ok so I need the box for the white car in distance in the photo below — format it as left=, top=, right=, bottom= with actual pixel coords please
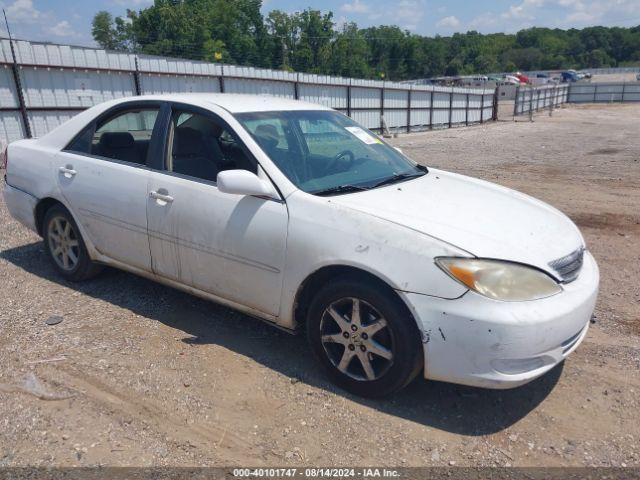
left=2, top=94, right=599, bottom=397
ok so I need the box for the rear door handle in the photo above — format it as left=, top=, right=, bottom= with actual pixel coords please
left=149, top=190, right=174, bottom=204
left=58, top=165, right=77, bottom=178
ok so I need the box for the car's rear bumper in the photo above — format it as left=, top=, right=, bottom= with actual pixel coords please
left=402, top=251, right=599, bottom=389
left=3, top=181, right=38, bottom=233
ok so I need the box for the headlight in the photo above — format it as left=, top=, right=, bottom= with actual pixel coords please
left=435, top=257, right=562, bottom=302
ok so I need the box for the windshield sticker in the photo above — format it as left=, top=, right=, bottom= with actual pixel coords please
left=345, top=126, right=382, bottom=145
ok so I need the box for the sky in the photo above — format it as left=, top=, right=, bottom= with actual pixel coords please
left=0, top=0, right=639, bottom=47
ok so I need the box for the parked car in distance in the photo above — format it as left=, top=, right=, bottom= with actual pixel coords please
left=2, top=94, right=599, bottom=397
left=561, top=71, right=580, bottom=83
left=503, top=75, right=522, bottom=85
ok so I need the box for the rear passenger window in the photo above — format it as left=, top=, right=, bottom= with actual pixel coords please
left=67, top=109, right=159, bottom=165
left=167, top=110, right=256, bottom=182
left=92, top=110, right=159, bottom=165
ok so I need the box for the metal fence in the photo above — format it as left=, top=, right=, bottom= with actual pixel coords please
left=0, top=38, right=497, bottom=144
left=568, top=82, right=640, bottom=103
left=513, top=84, right=570, bottom=116
left=577, top=67, right=640, bottom=75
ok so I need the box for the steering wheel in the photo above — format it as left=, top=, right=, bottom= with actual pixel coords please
left=326, top=149, right=355, bottom=173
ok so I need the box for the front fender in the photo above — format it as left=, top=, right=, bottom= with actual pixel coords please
left=277, top=191, right=470, bottom=329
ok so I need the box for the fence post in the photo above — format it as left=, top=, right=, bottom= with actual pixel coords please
left=593, top=83, right=598, bottom=103
left=465, top=92, right=469, bottom=126
left=529, top=87, right=534, bottom=122
left=293, top=72, right=299, bottom=100
left=480, top=91, right=485, bottom=124
left=133, top=57, right=142, bottom=96
left=492, top=87, right=499, bottom=121
left=429, top=90, right=434, bottom=130
left=621, top=82, right=626, bottom=102
left=513, top=86, right=520, bottom=118
left=448, top=88, right=453, bottom=128
left=346, top=79, right=352, bottom=118
left=406, top=87, right=411, bottom=134
left=5, top=29, right=32, bottom=138
left=219, top=64, right=225, bottom=93
left=380, top=82, right=385, bottom=133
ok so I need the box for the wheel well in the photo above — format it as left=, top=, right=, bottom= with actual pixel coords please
left=294, top=265, right=405, bottom=330
left=34, top=197, right=64, bottom=236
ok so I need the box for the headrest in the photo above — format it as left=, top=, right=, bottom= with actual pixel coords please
left=173, top=127, right=204, bottom=156
left=99, top=131, right=135, bottom=149
left=254, top=124, right=280, bottom=150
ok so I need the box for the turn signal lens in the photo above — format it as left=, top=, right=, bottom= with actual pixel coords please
left=435, top=257, right=562, bottom=302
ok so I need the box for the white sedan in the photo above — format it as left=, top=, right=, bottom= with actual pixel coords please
left=2, top=94, right=598, bottom=397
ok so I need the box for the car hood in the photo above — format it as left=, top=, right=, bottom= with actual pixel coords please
left=330, top=168, right=584, bottom=278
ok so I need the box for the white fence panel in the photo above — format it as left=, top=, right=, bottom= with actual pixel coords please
left=351, top=110, right=379, bottom=130
left=410, top=109, right=430, bottom=128
left=411, top=90, right=432, bottom=108
left=224, top=78, right=295, bottom=98
left=0, top=111, right=24, bottom=142
left=384, top=89, right=408, bottom=109
left=0, top=39, right=12, bottom=64
left=14, top=40, right=135, bottom=70
left=351, top=87, right=380, bottom=109
left=138, top=55, right=220, bottom=76
left=29, top=111, right=83, bottom=138
left=21, top=68, right=135, bottom=108
left=140, top=74, right=220, bottom=94
left=568, top=83, right=640, bottom=103
left=298, top=84, right=347, bottom=109
left=383, top=109, right=406, bottom=129
left=0, top=66, right=18, bottom=107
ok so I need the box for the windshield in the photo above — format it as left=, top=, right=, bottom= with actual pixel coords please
left=235, top=110, right=426, bottom=195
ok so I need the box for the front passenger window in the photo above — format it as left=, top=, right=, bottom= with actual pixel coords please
left=168, top=111, right=256, bottom=182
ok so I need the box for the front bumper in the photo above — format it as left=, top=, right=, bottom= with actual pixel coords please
left=402, top=250, right=599, bottom=389
left=3, top=181, right=38, bottom=233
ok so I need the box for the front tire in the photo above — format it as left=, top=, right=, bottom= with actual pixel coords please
left=43, top=204, right=102, bottom=281
left=306, top=277, right=423, bottom=397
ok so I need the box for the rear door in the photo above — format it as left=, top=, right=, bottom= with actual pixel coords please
left=146, top=104, right=288, bottom=317
left=56, top=102, right=165, bottom=272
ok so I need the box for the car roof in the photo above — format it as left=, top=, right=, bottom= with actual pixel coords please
left=119, top=93, right=333, bottom=114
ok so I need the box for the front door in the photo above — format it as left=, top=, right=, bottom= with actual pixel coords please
left=146, top=106, right=288, bottom=317
left=56, top=104, right=163, bottom=271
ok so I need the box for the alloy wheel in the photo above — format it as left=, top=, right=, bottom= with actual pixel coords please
left=47, top=215, right=80, bottom=271
left=320, top=297, right=395, bottom=381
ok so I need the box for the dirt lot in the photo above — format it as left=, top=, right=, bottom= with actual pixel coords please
left=0, top=104, right=639, bottom=468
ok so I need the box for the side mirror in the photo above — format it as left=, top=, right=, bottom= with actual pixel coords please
left=217, top=170, right=279, bottom=200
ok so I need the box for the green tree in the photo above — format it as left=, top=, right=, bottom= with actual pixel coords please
left=92, top=11, right=129, bottom=50
left=91, top=3, right=640, bottom=80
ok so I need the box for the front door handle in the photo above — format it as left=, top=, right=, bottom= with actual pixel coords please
left=58, top=165, right=77, bottom=178
left=149, top=190, right=174, bottom=204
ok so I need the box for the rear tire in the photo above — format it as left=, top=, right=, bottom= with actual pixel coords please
left=42, top=204, right=102, bottom=281
left=306, top=277, right=423, bottom=397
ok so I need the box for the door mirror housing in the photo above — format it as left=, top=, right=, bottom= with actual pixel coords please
left=217, top=170, right=279, bottom=200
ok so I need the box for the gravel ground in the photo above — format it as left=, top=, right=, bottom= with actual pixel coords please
left=0, top=103, right=639, bottom=468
